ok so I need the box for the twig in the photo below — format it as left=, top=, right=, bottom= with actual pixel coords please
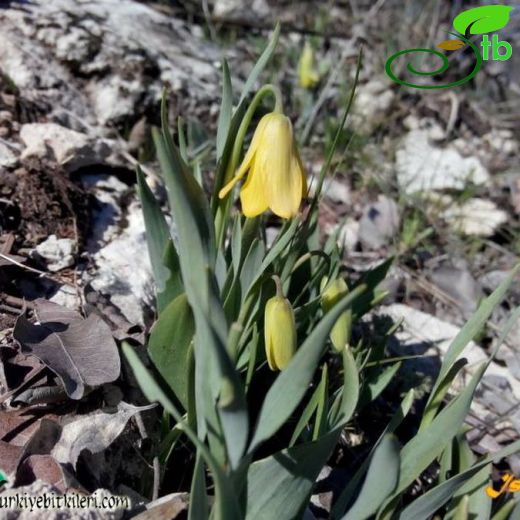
left=0, top=252, right=75, bottom=288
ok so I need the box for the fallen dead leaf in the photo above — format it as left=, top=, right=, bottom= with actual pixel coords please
left=13, top=299, right=121, bottom=399
left=51, top=402, right=156, bottom=468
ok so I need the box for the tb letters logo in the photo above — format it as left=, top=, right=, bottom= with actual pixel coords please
left=386, top=5, right=514, bottom=89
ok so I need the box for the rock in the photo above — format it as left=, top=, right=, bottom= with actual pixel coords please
left=33, top=235, right=75, bottom=272
left=396, top=129, right=490, bottom=194
left=441, top=198, right=508, bottom=237
left=0, top=0, right=224, bottom=131
left=0, top=141, right=18, bottom=167
left=307, top=176, right=351, bottom=205
left=429, top=266, right=482, bottom=314
left=359, top=195, right=400, bottom=250
left=378, top=303, right=520, bottom=402
left=379, top=303, right=485, bottom=366
left=81, top=174, right=129, bottom=248
left=330, top=218, right=360, bottom=253
left=88, top=200, right=154, bottom=325
left=20, top=123, right=110, bottom=171
left=353, top=78, right=394, bottom=133
left=48, top=284, right=82, bottom=310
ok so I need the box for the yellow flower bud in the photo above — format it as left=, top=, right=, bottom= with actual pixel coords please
left=298, top=42, right=320, bottom=89
left=264, top=295, right=297, bottom=371
left=321, top=277, right=352, bottom=352
left=218, top=112, right=307, bottom=219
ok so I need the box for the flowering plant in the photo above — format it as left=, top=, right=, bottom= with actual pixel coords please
left=123, top=24, right=520, bottom=520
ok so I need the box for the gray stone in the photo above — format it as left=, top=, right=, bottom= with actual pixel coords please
left=20, top=123, right=110, bottom=171
left=430, top=266, right=482, bottom=314
left=0, top=141, right=18, bottom=167
left=396, top=129, right=490, bottom=194
left=33, top=235, right=75, bottom=272
left=359, top=195, right=400, bottom=250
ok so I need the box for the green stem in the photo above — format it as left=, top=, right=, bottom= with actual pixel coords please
left=272, top=275, right=284, bottom=298
left=215, top=84, right=283, bottom=248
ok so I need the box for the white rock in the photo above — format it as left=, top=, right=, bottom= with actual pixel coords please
left=0, top=141, right=18, bottom=167
left=396, top=129, right=490, bottom=194
left=89, top=201, right=154, bottom=325
left=441, top=198, right=508, bottom=237
left=359, top=195, right=400, bottom=250
left=34, top=234, right=75, bottom=272
left=49, top=284, right=82, bottom=309
left=378, top=303, right=520, bottom=399
left=308, top=176, right=351, bottom=204
left=354, top=78, right=395, bottom=133
left=20, top=122, right=110, bottom=171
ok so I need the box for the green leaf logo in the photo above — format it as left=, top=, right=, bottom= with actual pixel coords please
left=0, top=471, right=6, bottom=485
left=453, top=5, right=513, bottom=35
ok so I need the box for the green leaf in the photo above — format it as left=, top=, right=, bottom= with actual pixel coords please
left=453, top=495, right=469, bottom=520
left=330, top=347, right=359, bottom=428
left=342, top=435, right=400, bottom=520
left=148, top=293, right=194, bottom=409
left=189, top=451, right=209, bottom=520
left=238, top=23, right=281, bottom=105
left=249, top=284, right=366, bottom=452
left=399, top=439, right=520, bottom=520
left=396, top=363, right=487, bottom=495
left=246, top=430, right=339, bottom=520
left=136, top=167, right=182, bottom=311
left=420, top=358, right=467, bottom=431
left=289, top=376, right=322, bottom=447
left=357, top=361, right=401, bottom=410
left=156, top=95, right=217, bottom=287
left=426, top=265, right=519, bottom=414
left=122, top=342, right=242, bottom=520
left=216, top=59, right=233, bottom=161
left=313, top=364, right=329, bottom=440
left=453, top=5, right=513, bottom=35
left=330, top=390, right=414, bottom=519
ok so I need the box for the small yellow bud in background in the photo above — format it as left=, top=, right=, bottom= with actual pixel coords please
left=321, top=277, right=352, bottom=352
left=298, top=41, right=320, bottom=89
left=264, top=294, right=297, bottom=371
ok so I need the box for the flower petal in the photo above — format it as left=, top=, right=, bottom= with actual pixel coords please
left=265, top=148, right=304, bottom=218
left=218, top=114, right=270, bottom=199
left=239, top=157, right=269, bottom=217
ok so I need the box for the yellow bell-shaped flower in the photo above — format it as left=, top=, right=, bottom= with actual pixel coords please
left=321, top=277, right=352, bottom=352
left=264, top=295, right=297, bottom=371
left=298, top=42, right=320, bottom=89
left=218, top=112, right=307, bottom=219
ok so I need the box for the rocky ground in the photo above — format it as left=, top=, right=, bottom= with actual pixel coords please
left=0, top=0, right=519, bottom=517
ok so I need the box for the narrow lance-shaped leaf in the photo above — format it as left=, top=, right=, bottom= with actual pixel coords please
left=216, top=59, right=233, bottom=161
left=122, top=343, right=242, bottom=520
left=342, top=435, right=400, bottom=520
left=426, top=265, right=519, bottom=414
left=399, top=439, right=520, bottom=520
left=137, top=167, right=182, bottom=311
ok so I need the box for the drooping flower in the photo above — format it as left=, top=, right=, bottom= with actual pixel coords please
left=298, top=41, right=320, bottom=88
left=321, top=277, right=352, bottom=352
left=264, top=294, right=297, bottom=371
left=218, top=112, right=307, bottom=219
